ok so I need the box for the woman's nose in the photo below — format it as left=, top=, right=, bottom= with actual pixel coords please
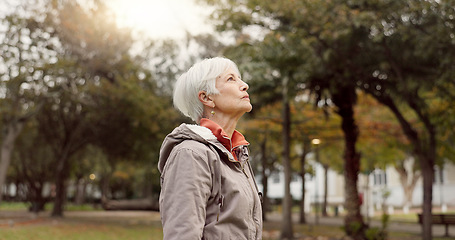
left=240, top=80, right=249, bottom=91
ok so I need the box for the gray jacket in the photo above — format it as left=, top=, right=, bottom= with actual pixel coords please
left=158, top=123, right=263, bottom=239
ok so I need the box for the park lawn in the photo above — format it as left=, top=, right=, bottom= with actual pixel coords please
left=0, top=203, right=162, bottom=240
left=2, top=221, right=449, bottom=240
left=1, top=218, right=448, bottom=240
left=0, top=202, right=102, bottom=212
left=0, top=202, right=30, bottom=211
left=263, top=221, right=346, bottom=239
left=1, top=207, right=451, bottom=240
left=264, top=221, right=439, bottom=240
left=0, top=221, right=162, bottom=240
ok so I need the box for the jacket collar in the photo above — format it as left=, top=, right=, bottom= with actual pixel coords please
left=200, top=119, right=249, bottom=151
left=200, top=118, right=249, bottom=161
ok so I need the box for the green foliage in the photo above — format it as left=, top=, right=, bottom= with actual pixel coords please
left=365, top=189, right=391, bottom=240
left=365, top=212, right=390, bottom=240
left=356, top=93, right=410, bottom=171
left=239, top=102, right=282, bottom=174
left=0, top=201, right=30, bottom=210
left=0, top=8, right=53, bottom=117
left=202, top=1, right=454, bottom=239
left=291, top=99, right=345, bottom=172
left=1, top=0, right=182, bottom=210
left=343, top=221, right=365, bottom=239
left=206, top=0, right=455, bottom=174
left=10, top=119, right=55, bottom=210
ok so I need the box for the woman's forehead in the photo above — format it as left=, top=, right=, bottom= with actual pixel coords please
left=219, top=67, right=241, bottom=78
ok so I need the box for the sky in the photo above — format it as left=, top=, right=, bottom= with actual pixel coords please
left=0, top=0, right=213, bottom=40
left=109, top=0, right=214, bottom=40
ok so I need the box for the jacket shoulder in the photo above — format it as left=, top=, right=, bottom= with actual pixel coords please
left=176, top=138, right=210, bottom=149
left=171, top=139, right=218, bottom=159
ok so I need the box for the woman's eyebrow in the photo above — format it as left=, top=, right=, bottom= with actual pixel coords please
left=224, top=73, right=235, bottom=78
left=221, top=72, right=241, bottom=80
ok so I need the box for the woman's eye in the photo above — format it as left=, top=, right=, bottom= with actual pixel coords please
left=228, top=77, right=235, bottom=81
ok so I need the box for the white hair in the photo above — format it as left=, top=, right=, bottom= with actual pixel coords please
left=173, top=57, right=240, bottom=123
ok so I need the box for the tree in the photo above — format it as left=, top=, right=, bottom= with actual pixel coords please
left=355, top=92, right=420, bottom=209
left=11, top=119, right=55, bottom=212
left=204, top=1, right=455, bottom=239
left=276, top=2, right=370, bottom=237
left=35, top=66, right=94, bottom=216
left=5, top=0, right=178, bottom=216
left=291, top=96, right=344, bottom=222
left=354, top=2, right=455, bottom=238
left=240, top=103, right=282, bottom=221
left=203, top=1, right=369, bottom=238
left=222, top=29, right=310, bottom=238
left=245, top=35, right=307, bottom=239
left=395, top=157, right=421, bottom=208
left=0, top=2, right=53, bottom=204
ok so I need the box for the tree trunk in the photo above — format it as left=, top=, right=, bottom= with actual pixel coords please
left=395, top=158, right=421, bottom=208
left=340, top=112, right=364, bottom=239
left=101, top=170, right=113, bottom=203
left=299, top=140, right=310, bottom=224
left=260, top=136, right=269, bottom=221
left=51, top=170, right=67, bottom=217
left=332, top=88, right=366, bottom=240
left=373, top=94, right=435, bottom=240
left=419, top=117, right=436, bottom=240
left=74, top=178, right=87, bottom=205
left=322, top=164, right=329, bottom=217
left=18, top=156, right=47, bottom=213
left=419, top=150, right=435, bottom=240
left=51, top=150, right=71, bottom=217
left=29, top=183, right=47, bottom=213
left=142, top=170, right=153, bottom=198
left=0, top=121, right=24, bottom=204
left=262, top=171, right=269, bottom=221
left=280, top=76, right=294, bottom=239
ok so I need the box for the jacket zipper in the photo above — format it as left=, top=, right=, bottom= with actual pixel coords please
left=240, top=157, right=260, bottom=238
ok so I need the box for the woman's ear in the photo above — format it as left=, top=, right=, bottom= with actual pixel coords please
left=198, top=90, right=215, bottom=108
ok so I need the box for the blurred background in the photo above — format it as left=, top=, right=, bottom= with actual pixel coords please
left=0, top=0, right=454, bottom=239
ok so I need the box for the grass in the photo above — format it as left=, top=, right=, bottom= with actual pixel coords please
left=0, top=202, right=102, bottom=212
left=388, top=211, right=455, bottom=223
left=2, top=221, right=449, bottom=240
left=0, top=204, right=162, bottom=240
left=263, top=221, right=346, bottom=239
left=0, top=203, right=453, bottom=240
left=0, top=223, right=161, bottom=240
left=0, top=212, right=415, bottom=240
left=0, top=202, right=30, bottom=211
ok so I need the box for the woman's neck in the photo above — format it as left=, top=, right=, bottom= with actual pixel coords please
left=205, top=115, right=239, bottom=138
left=214, top=118, right=236, bottom=138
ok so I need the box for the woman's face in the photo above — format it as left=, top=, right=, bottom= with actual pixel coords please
left=211, top=67, right=252, bottom=118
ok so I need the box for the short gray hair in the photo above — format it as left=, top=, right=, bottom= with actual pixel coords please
left=173, top=57, right=240, bottom=123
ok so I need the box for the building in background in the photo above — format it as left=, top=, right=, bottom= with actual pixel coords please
left=256, top=155, right=455, bottom=216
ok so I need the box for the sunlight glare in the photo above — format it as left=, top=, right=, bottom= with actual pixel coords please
left=109, top=0, right=211, bottom=39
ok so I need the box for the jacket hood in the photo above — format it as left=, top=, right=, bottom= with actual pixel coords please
left=158, top=123, right=220, bottom=173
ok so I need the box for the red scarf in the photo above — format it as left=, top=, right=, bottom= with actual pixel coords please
left=200, top=118, right=249, bottom=161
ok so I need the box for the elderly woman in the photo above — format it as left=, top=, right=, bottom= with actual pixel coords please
left=158, top=57, right=263, bottom=239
